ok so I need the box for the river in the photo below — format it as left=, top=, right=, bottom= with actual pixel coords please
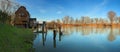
left=33, top=26, right=120, bottom=52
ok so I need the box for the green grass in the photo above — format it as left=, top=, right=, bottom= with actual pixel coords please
left=0, top=23, right=34, bottom=52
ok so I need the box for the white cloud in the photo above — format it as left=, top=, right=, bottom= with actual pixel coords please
left=58, top=6, right=64, bottom=10
left=101, top=0, right=108, bottom=5
left=39, top=9, right=47, bottom=13
left=57, top=11, right=62, bottom=14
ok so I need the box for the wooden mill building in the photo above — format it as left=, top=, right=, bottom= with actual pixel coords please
left=14, top=6, right=37, bottom=28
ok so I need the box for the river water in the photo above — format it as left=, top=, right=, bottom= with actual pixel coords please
left=33, top=26, right=120, bottom=52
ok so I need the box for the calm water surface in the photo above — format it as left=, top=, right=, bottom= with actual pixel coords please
left=33, top=26, right=120, bottom=52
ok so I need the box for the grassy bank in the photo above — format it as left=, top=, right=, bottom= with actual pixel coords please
left=0, top=23, right=34, bottom=52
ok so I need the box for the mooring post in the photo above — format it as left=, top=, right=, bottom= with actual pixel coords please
left=59, top=25, right=61, bottom=32
left=45, top=24, right=47, bottom=33
left=37, top=23, right=39, bottom=32
left=42, top=21, right=46, bottom=33
left=59, top=25, right=63, bottom=41
left=53, top=29, right=57, bottom=48
left=42, top=33, right=45, bottom=46
left=53, top=30, right=57, bottom=40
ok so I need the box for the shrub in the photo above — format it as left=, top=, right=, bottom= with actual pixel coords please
left=0, top=10, right=11, bottom=24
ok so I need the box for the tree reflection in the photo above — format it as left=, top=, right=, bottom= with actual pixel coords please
left=40, top=26, right=120, bottom=48
left=108, top=27, right=116, bottom=42
left=62, top=26, right=120, bottom=42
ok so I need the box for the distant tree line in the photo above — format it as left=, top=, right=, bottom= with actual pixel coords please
left=55, top=11, right=120, bottom=26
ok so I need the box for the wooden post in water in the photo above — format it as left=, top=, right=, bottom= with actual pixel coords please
left=53, top=30, right=57, bottom=40
left=42, top=21, right=46, bottom=33
left=58, top=25, right=62, bottom=41
left=37, top=23, right=39, bottom=32
left=53, top=29, right=57, bottom=48
left=42, top=32, right=45, bottom=46
left=45, top=23, right=47, bottom=33
left=59, top=24, right=61, bottom=33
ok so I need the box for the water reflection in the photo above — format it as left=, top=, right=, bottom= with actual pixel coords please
left=53, top=30, right=57, bottom=48
left=59, top=31, right=63, bottom=41
left=42, top=32, right=47, bottom=46
left=62, top=26, right=120, bottom=42
left=35, top=30, right=63, bottom=48
left=33, top=26, right=120, bottom=52
left=53, top=30, right=63, bottom=48
left=108, top=27, right=115, bottom=42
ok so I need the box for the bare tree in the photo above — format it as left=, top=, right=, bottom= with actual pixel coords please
left=115, top=17, right=120, bottom=24
left=56, top=19, right=61, bottom=24
left=85, top=16, right=91, bottom=24
left=62, top=17, right=65, bottom=24
left=0, top=0, right=20, bottom=14
left=62, top=16, right=70, bottom=24
left=75, top=18, right=79, bottom=24
left=91, top=18, right=94, bottom=24
left=95, top=18, right=99, bottom=25
left=0, top=0, right=20, bottom=24
left=108, top=11, right=116, bottom=25
left=81, top=16, right=85, bottom=25
left=118, top=17, right=120, bottom=24
left=69, top=17, right=74, bottom=24
left=81, top=16, right=90, bottom=25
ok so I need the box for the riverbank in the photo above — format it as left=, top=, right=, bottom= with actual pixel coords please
left=61, top=24, right=120, bottom=27
left=0, top=23, right=34, bottom=52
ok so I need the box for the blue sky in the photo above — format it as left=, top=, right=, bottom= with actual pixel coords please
left=16, top=0, right=120, bottom=21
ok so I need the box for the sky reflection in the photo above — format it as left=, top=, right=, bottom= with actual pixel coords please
left=33, top=27, right=120, bottom=52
